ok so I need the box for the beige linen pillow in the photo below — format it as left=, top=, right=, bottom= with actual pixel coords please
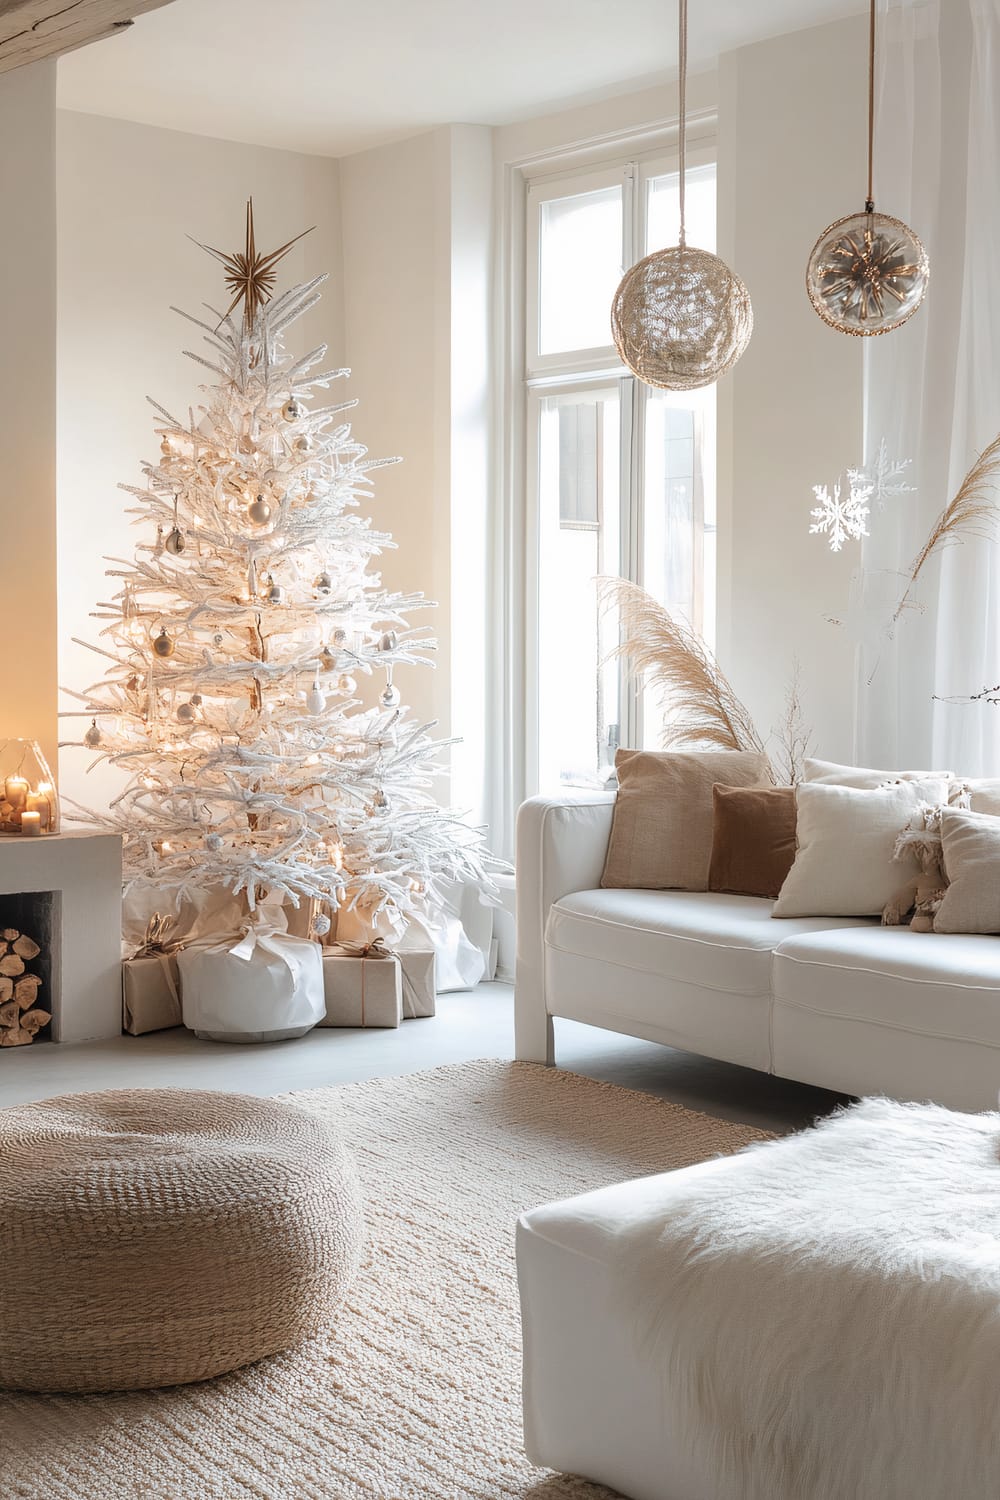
left=773, top=778, right=950, bottom=918
left=963, top=779, right=1000, bottom=816
left=804, top=757, right=952, bottom=788
left=934, top=808, right=1000, bottom=933
left=602, top=748, right=770, bottom=891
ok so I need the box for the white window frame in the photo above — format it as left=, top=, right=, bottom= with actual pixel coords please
left=491, top=112, right=718, bottom=856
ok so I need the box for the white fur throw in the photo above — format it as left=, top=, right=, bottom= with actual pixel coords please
left=625, top=1098, right=1000, bottom=1500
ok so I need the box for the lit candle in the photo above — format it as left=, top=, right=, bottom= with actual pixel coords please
left=20, top=811, right=42, bottom=836
left=25, top=792, right=50, bottom=830
left=36, top=781, right=57, bottom=833
left=4, top=776, right=28, bottom=810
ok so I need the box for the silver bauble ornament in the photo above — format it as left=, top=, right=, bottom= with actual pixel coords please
left=337, top=673, right=357, bottom=694
left=312, top=912, right=332, bottom=938
left=165, top=526, right=185, bottom=556
left=282, top=397, right=305, bottom=421
left=84, top=718, right=102, bottom=749
left=152, top=627, right=175, bottom=659
left=247, top=494, right=272, bottom=526
left=176, top=701, right=196, bottom=724
left=380, top=684, right=402, bottom=709
left=314, top=571, right=332, bottom=593
left=294, top=434, right=313, bottom=453
left=306, top=684, right=327, bottom=715
left=378, top=631, right=397, bottom=653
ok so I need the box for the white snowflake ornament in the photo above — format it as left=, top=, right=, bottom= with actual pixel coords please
left=863, top=438, right=915, bottom=512
left=810, top=476, right=872, bottom=552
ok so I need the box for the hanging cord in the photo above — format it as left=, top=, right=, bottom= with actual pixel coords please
left=678, top=0, right=688, bottom=246
left=866, top=0, right=876, bottom=213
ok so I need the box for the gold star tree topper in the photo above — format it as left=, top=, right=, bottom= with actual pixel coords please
left=195, top=198, right=314, bottom=330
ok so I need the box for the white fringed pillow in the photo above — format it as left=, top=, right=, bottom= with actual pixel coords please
left=773, top=779, right=950, bottom=918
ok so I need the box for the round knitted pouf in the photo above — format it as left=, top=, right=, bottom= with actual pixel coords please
left=0, top=1088, right=363, bottom=1393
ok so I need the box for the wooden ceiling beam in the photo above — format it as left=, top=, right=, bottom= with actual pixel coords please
left=0, top=0, right=175, bottom=74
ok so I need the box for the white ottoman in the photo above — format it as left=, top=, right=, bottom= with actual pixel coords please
left=517, top=1098, right=1000, bottom=1500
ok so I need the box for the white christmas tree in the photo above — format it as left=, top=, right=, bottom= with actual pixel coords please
left=61, top=202, right=488, bottom=929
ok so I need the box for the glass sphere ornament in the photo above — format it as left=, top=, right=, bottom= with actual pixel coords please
left=165, top=526, right=185, bottom=556
left=281, top=396, right=305, bottom=421
left=152, top=627, right=176, bottom=658
left=611, top=245, right=753, bottom=391
left=84, top=718, right=102, bottom=749
left=312, top=911, right=332, bottom=938
left=380, top=684, right=401, bottom=709
left=294, top=434, right=313, bottom=453
left=806, top=209, right=929, bottom=336
left=314, top=570, right=332, bottom=593
left=247, top=494, right=271, bottom=526
left=305, top=681, right=327, bottom=715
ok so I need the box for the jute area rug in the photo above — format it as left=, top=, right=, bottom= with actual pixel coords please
left=1, top=1059, right=766, bottom=1500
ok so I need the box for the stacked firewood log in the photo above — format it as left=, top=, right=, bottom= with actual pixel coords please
left=0, top=929, right=50, bottom=1046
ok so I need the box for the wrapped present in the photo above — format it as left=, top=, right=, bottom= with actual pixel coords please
left=122, top=952, right=182, bottom=1035
left=123, top=913, right=182, bottom=1035
left=177, top=906, right=325, bottom=1044
left=320, top=944, right=402, bottom=1028
left=397, top=948, right=436, bottom=1019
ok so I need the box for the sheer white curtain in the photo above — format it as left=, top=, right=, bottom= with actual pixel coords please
left=857, top=0, right=1000, bottom=774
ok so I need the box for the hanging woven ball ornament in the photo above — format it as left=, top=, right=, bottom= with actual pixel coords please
left=281, top=397, right=305, bottom=421
left=152, top=627, right=175, bottom=659
left=612, top=246, right=752, bottom=391
left=84, top=718, right=102, bottom=749
left=247, top=494, right=271, bottom=526
left=806, top=209, right=928, bottom=336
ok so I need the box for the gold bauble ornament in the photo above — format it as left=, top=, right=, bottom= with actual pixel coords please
left=806, top=210, right=928, bottom=336
left=152, top=627, right=175, bottom=659
left=611, top=245, right=753, bottom=391
left=247, top=494, right=272, bottom=526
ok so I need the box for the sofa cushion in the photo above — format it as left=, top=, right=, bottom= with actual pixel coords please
left=772, top=925, right=1000, bottom=1047
left=546, top=889, right=872, bottom=998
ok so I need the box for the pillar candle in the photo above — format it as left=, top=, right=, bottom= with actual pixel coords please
left=20, top=811, right=42, bottom=836
left=4, top=776, right=28, bottom=810
left=25, top=792, right=50, bottom=830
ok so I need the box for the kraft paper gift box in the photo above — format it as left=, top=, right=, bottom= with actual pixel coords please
left=320, top=946, right=402, bottom=1028
left=122, top=952, right=183, bottom=1035
left=397, top=948, right=436, bottom=1019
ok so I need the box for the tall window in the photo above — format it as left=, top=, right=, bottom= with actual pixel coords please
left=525, top=155, right=717, bottom=792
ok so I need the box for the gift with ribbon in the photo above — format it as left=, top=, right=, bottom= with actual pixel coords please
left=319, top=939, right=402, bottom=1029
left=122, top=913, right=184, bottom=1036
left=177, top=900, right=325, bottom=1044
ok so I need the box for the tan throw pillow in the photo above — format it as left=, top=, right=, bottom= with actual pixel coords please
left=708, top=785, right=797, bottom=899
left=934, top=808, right=1000, bottom=933
left=773, top=778, right=950, bottom=918
left=804, top=757, right=952, bottom=788
left=963, top=779, right=1000, bottom=816
left=602, top=749, right=770, bottom=891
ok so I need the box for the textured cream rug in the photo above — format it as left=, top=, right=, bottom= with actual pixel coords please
left=1, top=1060, right=765, bottom=1500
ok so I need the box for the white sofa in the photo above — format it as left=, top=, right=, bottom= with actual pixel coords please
left=515, top=791, right=1000, bottom=1111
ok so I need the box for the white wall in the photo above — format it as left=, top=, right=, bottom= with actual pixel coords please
left=56, top=111, right=342, bottom=813
left=717, top=14, right=866, bottom=764
left=339, top=124, right=495, bottom=827
left=0, top=62, right=58, bottom=770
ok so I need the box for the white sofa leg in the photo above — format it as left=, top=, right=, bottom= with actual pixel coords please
left=515, top=1007, right=555, bottom=1066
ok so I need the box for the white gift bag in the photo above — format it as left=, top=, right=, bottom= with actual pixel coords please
left=177, top=910, right=325, bottom=1044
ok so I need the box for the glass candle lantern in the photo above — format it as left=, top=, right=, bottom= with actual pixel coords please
left=0, top=740, right=59, bottom=835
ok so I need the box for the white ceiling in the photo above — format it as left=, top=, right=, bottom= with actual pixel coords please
left=57, top=0, right=864, bottom=158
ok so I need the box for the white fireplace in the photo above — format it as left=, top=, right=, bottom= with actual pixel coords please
left=0, top=831, right=122, bottom=1042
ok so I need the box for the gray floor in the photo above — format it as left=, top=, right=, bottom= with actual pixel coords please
left=0, top=982, right=846, bottom=1131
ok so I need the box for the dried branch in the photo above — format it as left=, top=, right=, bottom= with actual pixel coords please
left=894, top=430, right=1000, bottom=623
left=770, top=659, right=815, bottom=785
left=597, top=576, right=768, bottom=759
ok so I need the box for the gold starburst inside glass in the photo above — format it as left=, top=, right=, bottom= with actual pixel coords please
left=806, top=210, right=929, bottom=337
